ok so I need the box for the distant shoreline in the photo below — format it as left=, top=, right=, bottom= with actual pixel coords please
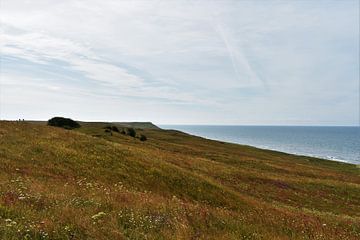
left=190, top=132, right=354, bottom=165
left=161, top=125, right=358, bottom=165
left=1, top=120, right=357, bottom=165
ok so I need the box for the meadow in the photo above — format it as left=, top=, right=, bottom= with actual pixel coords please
left=0, top=121, right=359, bottom=239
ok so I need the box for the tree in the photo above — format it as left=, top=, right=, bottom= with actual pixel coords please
left=126, top=128, right=136, bottom=137
left=139, top=134, right=147, bottom=141
left=47, top=117, right=80, bottom=129
left=111, top=126, right=120, bottom=132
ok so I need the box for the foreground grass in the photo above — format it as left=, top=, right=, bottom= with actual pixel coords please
left=0, top=121, right=359, bottom=239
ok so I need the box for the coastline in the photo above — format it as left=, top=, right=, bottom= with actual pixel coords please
left=228, top=143, right=354, bottom=165
left=1, top=121, right=359, bottom=239
left=162, top=127, right=357, bottom=166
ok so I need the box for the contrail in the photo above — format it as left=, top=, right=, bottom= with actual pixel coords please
left=213, top=21, right=265, bottom=88
left=206, top=4, right=266, bottom=88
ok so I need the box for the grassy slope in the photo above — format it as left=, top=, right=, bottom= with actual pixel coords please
left=0, top=121, right=359, bottom=240
left=27, top=121, right=160, bottom=130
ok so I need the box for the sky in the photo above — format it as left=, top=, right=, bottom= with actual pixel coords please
left=0, top=0, right=359, bottom=125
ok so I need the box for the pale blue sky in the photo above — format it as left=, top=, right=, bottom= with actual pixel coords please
left=0, top=0, right=359, bottom=125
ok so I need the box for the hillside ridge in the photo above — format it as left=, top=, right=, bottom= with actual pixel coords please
left=0, top=121, right=359, bottom=239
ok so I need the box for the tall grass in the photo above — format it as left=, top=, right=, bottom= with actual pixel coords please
left=0, top=121, right=359, bottom=239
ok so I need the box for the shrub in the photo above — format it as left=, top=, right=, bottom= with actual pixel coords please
left=104, top=126, right=119, bottom=133
left=47, top=117, right=80, bottom=129
left=139, top=135, right=147, bottom=141
left=111, top=126, right=120, bottom=132
left=104, top=129, right=113, bottom=136
left=126, top=128, right=136, bottom=138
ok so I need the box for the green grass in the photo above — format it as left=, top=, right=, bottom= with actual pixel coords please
left=0, top=121, right=359, bottom=239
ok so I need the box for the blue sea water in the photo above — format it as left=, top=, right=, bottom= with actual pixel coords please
left=160, top=125, right=360, bottom=165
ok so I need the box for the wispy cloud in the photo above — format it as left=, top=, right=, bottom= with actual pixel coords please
left=0, top=0, right=358, bottom=124
left=212, top=21, right=264, bottom=88
left=0, top=28, right=144, bottom=86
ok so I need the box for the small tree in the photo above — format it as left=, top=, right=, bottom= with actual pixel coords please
left=104, top=129, right=113, bottom=136
left=47, top=117, right=80, bottom=129
left=111, top=126, right=120, bottom=132
left=126, top=128, right=136, bottom=137
left=139, top=134, right=147, bottom=141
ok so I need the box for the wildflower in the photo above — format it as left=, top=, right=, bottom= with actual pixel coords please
left=5, top=219, right=17, bottom=227
left=91, top=212, right=106, bottom=222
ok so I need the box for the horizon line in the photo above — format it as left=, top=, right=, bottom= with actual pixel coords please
left=0, top=118, right=359, bottom=127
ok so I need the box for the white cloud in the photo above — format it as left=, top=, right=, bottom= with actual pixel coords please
left=0, top=29, right=145, bottom=87
left=0, top=0, right=358, bottom=124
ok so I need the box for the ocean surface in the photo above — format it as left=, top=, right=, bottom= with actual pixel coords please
left=160, top=125, right=360, bottom=165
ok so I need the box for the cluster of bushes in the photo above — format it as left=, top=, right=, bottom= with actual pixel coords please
left=139, top=134, right=147, bottom=141
left=47, top=117, right=147, bottom=141
left=104, top=126, right=147, bottom=141
left=104, top=126, right=120, bottom=133
left=48, top=117, right=80, bottom=129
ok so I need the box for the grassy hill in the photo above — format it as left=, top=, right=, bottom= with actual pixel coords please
left=0, top=121, right=359, bottom=239
left=26, top=120, right=160, bottom=130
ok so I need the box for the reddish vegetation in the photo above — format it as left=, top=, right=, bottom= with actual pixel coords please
left=0, top=121, right=359, bottom=239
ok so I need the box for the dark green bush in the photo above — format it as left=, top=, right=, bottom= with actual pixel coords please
left=139, top=135, right=147, bottom=141
left=126, top=128, right=136, bottom=138
left=104, top=129, right=113, bottom=136
left=111, top=126, right=120, bottom=132
left=47, top=117, right=80, bottom=129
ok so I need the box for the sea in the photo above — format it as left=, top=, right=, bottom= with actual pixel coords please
left=160, top=125, right=360, bottom=165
